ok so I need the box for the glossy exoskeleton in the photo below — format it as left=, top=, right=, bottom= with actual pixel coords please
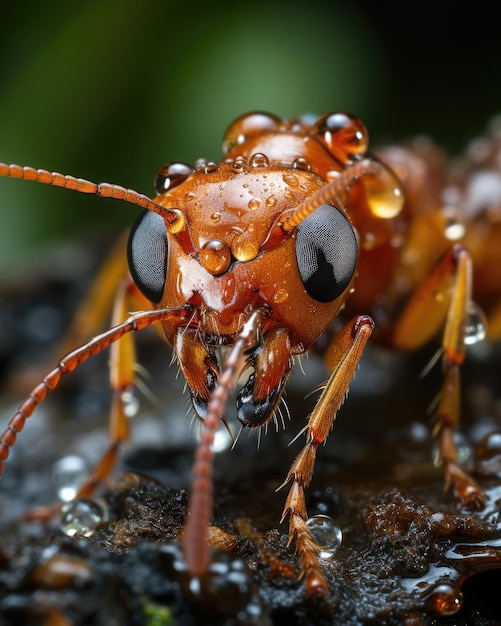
left=0, top=111, right=497, bottom=596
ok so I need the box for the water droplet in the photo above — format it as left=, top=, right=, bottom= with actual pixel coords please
left=121, top=388, right=139, bottom=418
left=248, top=198, right=261, bottom=211
left=443, top=206, right=466, bottom=240
left=292, top=157, right=310, bottom=171
left=249, top=153, right=269, bottom=168
left=194, top=158, right=208, bottom=171
left=465, top=302, right=487, bottom=345
left=231, top=237, right=259, bottom=262
left=306, top=514, right=342, bottom=558
left=422, top=582, right=463, bottom=616
left=265, top=195, right=277, bottom=208
left=153, top=162, right=194, bottom=195
left=282, top=173, right=299, bottom=187
left=52, top=455, right=87, bottom=502
left=362, top=164, right=404, bottom=219
left=211, top=211, right=221, bottom=223
left=231, top=157, right=248, bottom=174
left=60, top=498, right=107, bottom=537
left=313, top=112, right=369, bottom=163
left=200, top=240, right=231, bottom=276
left=273, top=289, right=289, bottom=304
left=222, top=112, right=281, bottom=155
left=203, top=161, right=218, bottom=174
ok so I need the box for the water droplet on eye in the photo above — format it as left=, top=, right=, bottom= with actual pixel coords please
left=121, top=388, right=139, bottom=417
left=60, top=498, right=107, bottom=537
left=52, top=456, right=87, bottom=502
left=306, top=514, right=342, bottom=558
left=421, top=582, right=463, bottom=616
left=465, top=302, right=487, bottom=345
left=362, top=164, right=404, bottom=219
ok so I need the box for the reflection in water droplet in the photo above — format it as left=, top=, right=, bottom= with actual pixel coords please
left=52, top=456, right=88, bottom=502
left=306, top=514, right=342, bottom=558
left=60, top=498, right=107, bottom=537
left=465, top=302, right=487, bottom=345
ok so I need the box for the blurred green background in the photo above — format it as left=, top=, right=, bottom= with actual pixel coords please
left=0, top=0, right=499, bottom=279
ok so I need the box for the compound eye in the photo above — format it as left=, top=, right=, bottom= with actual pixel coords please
left=295, top=204, right=358, bottom=303
left=127, top=210, right=167, bottom=303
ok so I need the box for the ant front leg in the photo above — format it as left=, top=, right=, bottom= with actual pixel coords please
left=392, top=244, right=485, bottom=508
left=280, top=315, right=374, bottom=597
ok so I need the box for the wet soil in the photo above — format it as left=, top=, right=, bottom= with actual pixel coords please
left=1, top=243, right=501, bottom=625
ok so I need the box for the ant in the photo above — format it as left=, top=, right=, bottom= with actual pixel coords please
left=0, top=111, right=497, bottom=597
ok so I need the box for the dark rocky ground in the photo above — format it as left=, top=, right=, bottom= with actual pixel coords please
left=1, top=241, right=501, bottom=625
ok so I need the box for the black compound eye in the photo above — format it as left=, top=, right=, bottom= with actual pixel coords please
left=127, top=210, right=167, bottom=303
left=295, top=204, right=358, bottom=302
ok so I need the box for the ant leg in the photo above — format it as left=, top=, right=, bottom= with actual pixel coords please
left=280, top=315, right=374, bottom=596
left=76, top=277, right=140, bottom=498
left=0, top=306, right=191, bottom=478
left=392, top=244, right=485, bottom=508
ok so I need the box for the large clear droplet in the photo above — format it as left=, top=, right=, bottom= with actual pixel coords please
left=52, top=455, right=87, bottom=502
left=306, top=514, right=342, bottom=558
left=422, top=581, right=463, bottom=616
left=60, top=498, right=107, bottom=537
left=464, top=302, right=487, bottom=345
left=362, top=164, right=404, bottom=219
